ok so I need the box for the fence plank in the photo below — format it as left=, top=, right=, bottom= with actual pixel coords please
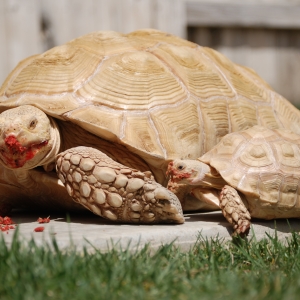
left=0, top=0, right=42, bottom=85
left=0, top=1, right=8, bottom=82
left=40, top=0, right=186, bottom=48
left=154, top=0, right=186, bottom=38
left=186, top=1, right=300, bottom=28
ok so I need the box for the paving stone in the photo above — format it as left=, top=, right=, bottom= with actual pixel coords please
left=2, top=210, right=300, bottom=252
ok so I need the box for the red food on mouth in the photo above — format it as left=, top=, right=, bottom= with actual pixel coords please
left=173, top=172, right=191, bottom=179
left=166, top=162, right=191, bottom=181
left=5, top=135, right=27, bottom=153
left=2, top=135, right=48, bottom=168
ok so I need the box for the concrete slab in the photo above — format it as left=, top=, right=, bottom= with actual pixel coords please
left=2, top=210, right=300, bottom=252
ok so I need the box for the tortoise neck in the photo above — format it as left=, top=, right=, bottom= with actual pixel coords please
left=200, top=171, right=227, bottom=189
left=195, top=162, right=227, bottom=189
left=39, top=116, right=61, bottom=171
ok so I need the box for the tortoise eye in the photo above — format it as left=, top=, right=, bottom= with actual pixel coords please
left=29, top=118, right=38, bottom=129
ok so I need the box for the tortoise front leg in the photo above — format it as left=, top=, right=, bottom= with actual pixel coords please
left=56, top=147, right=184, bottom=224
left=220, top=185, right=251, bottom=236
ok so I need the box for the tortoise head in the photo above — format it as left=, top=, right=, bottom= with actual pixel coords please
left=167, top=159, right=224, bottom=188
left=0, top=105, right=60, bottom=170
left=167, top=159, right=211, bottom=184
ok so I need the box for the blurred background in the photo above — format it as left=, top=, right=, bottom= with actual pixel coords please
left=1, top=0, right=300, bottom=105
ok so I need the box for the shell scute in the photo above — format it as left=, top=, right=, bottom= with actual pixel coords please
left=123, top=114, right=164, bottom=157
left=199, top=99, right=230, bottom=152
left=6, top=46, right=102, bottom=97
left=202, top=47, right=271, bottom=103
left=76, top=51, right=188, bottom=111
left=228, top=98, right=258, bottom=132
left=279, top=176, right=299, bottom=208
left=239, top=143, right=274, bottom=168
left=150, top=44, right=235, bottom=99
left=149, top=99, right=201, bottom=159
left=65, top=105, right=123, bottom=141
left=276, top=142, right=300, bottom=170
left=257, top=173, right=283, bottom=204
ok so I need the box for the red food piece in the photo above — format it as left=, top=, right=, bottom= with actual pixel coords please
left=0, top=216, right=16, bottom=232
left=3, top=216, right=14, bottom=225
left=37, top=216, right=50, bottom=223
left=34, top=226, right=45, bottom=232
left=0, top=216, right=14, bottom=225
left=1, top=225, right=9, bottom=231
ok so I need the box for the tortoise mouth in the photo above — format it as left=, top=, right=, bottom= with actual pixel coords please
left=166, top=161, right=192, bottom=182
left=0, top=135, right=48, bottom=168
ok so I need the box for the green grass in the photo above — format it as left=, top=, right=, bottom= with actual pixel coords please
left=1, top=230, right=300, bottom=300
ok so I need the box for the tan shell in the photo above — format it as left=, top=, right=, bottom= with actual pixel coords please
left=1, top=29, right=300, bottom=163
left=200, top=125, right=300, bottom=218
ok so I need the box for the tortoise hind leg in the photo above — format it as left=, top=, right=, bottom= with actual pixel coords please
left=56, top=146, right=184, bottom=224
left=220, top=185, right=251, bottom=236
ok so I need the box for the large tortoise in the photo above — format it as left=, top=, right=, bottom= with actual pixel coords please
left=0, top=29, right=300, bottom=223
left=167, top=125, right=300, bottom=235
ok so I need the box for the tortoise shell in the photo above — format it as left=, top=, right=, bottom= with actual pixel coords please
left=200, top=125, right=300, bottom=218
left=1, top=29, right=300, bottom=164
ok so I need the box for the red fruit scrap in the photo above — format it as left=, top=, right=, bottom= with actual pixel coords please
left=0, top=216, right=15, bottom=232
left=0, top=216, right=16, bottom=233
left=37, top=216, right=50, bottom=223
left=0, top=216, right=15, bottom=231
left=34, top=226, right=45, bottom=232
left=2, top=216, right=14, bottom=225
left=1, top=225, right=9, bottom=232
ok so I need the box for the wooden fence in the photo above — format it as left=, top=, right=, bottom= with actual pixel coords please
left=1, top=0, right=300, bottom=105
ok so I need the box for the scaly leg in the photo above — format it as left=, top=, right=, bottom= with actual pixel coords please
left=56, top=147, right=184, bottom=224
left=220, top=185, right=251, bottom=236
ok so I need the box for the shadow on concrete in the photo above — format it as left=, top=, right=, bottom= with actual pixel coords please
left=186, top=211, right=300, bottom=235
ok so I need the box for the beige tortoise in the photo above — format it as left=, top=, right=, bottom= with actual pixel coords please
left=167, top=125, right=300, bottom=235
left=0, top=29, right=300, bottom=223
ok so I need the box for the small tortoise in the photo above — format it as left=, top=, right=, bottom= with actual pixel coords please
left=0, top=29, right=300, bottom=223
left=167, top=125, right=300, bottom=235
